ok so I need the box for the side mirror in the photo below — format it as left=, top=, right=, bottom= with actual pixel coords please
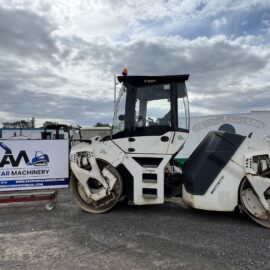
left=118, top=115, right=125, bottom=121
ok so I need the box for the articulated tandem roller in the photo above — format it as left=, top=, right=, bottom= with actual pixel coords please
left=69, top=72, right=270, bottom=228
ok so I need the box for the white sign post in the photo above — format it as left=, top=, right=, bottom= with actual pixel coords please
left=0, top=140, right=69, bottom=191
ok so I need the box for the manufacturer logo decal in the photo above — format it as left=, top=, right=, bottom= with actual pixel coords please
left=0, top=142, right=49, bottom=168
left=144, top=80, right=156, bottom=83
left=177, top=135, right=184, bottom=140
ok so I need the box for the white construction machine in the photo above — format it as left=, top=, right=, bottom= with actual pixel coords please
left=70, top=70, right=270, bottom=228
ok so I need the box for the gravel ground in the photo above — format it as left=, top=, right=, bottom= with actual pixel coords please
left=0, top=190, right=269, bottom=270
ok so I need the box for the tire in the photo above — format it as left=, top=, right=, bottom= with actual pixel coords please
left=70, top=165, right=123, bottom=214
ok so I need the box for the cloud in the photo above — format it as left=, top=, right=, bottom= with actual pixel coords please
left=0, top=0, right=269, bottom=128
left=212, top=17, right=227, bottom=29
left=0, top=86, right=113, bottom=127
left=1, top=31, right=270, bottom=124
left=190, top=84, right=270, bottom=114
left=104, top=35, right=269, bottom=115
left=0, top=7, right=58, bottom=61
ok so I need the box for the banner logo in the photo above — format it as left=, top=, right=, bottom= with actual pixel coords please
left=0, top=142, right=49, bottom=168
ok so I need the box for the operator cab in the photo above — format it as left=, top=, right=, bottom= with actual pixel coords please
left=112, top=74, right=190, bottom=139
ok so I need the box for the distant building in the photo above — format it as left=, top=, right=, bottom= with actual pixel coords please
left=80, top=127, right=111, bottom=140
left=0, top=127, right=112, bottom=140
left=0, top=128, right=68, bottom=140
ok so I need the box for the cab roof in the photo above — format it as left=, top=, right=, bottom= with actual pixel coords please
left=117, top=74, right=189, bottom=88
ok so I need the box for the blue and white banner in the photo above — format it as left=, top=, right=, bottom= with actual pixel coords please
left=0, top=140, right=69, bottom=191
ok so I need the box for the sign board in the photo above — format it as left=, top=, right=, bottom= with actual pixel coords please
left=0, top=140, right=69, bottom=191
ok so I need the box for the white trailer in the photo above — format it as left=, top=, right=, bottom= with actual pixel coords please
left=177, top=111, right=270, bottom=164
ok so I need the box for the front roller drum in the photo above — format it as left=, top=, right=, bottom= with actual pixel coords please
left=70, top=165, right=123, bottom=213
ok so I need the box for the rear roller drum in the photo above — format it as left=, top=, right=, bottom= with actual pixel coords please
left=70, top=165, right=123, bottom=214
left=239, top=178, right=270, bottom=228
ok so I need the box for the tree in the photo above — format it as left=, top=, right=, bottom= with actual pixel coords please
left=94, top=122, right=110, bottom=127
left=30, top=117, right=35, bottom=128
left=42, top=121, right=58, bottom=127
left=2, top=118, right=35, bottom=128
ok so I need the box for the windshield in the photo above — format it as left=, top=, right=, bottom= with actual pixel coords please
left=112, top=82, right=189, bottom=138
left=135, top=84, right=171, bottom=128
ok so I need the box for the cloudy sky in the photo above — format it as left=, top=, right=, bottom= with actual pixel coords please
left=0, top=0, right=270, bottom=127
